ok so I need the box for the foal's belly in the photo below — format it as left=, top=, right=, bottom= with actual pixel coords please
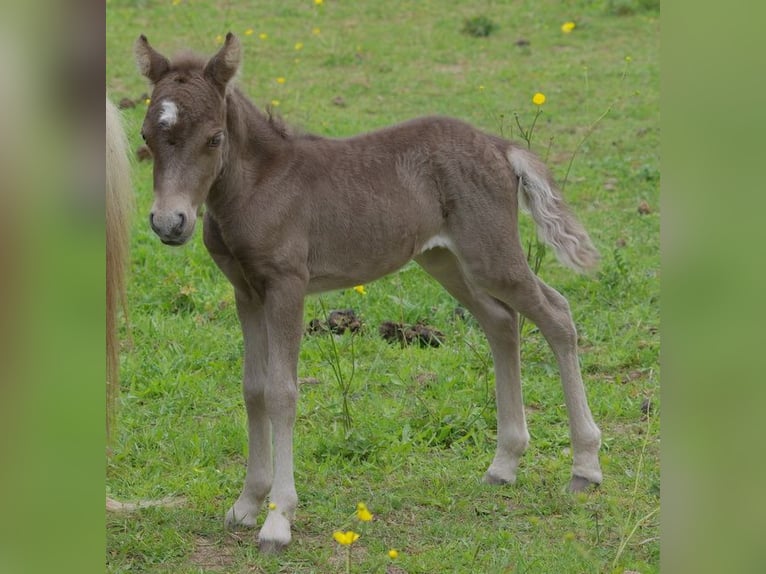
left=304, top=241, right=420, bottom=295
left=302, top=172, right=447, bottom=294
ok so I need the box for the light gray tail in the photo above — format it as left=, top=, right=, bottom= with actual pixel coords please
left=507, top=146, right=599, bottom=273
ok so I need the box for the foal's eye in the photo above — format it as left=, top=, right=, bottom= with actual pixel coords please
left=207, top=132, right=223, bottom=148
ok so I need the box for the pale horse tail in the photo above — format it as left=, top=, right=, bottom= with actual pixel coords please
left=507, top=145, right=599, bottom=274
left=106, top=97, right=133, bottom=439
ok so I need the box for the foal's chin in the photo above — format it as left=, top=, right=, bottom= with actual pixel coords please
left=157, top=226, right=196, bottom=246
left=160, top=236, right=192, bottom=246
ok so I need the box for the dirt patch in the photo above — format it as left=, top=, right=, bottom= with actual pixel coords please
left=379, top=321, right=445, bottom=348
left=307, top=308, right=362, bottom=335
left=189, top=535, right=238, bottom=572
left=412, top=371, right=438, bottom=388
left=106, top=495, right=186, bottom=513
left=306, top=309, right=445, bottom=348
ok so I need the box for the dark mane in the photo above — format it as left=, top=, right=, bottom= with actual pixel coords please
left=169, top=50, right=207, bottom=73
left=264, top=105, right=290, bottom=139
left=263, top=103, right=320, bottom=141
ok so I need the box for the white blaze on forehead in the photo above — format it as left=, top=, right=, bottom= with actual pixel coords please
left=158, top=100, right=179, bottom=127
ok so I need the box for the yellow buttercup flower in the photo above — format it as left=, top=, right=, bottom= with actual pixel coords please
left=353, top=285, right=367, bottom=295
left=312, top=27, right=321, bottom=36
left=259, top=32, right=268, bottom=40
left=172, top=0, right=181, bottom=6
left=244, top=29, right=254, bottom=36
left=388, top=549, right=399, bottom=559
left=561, top=21, right=576, bottom=33
left=271, top=100, right=281, bottom=107
left=333, top=530, right=360, bottom=546
left=315, top=0, right=324, bottom=5
left=276, top=77, right=286, bottom=84
left=356, top=502, right=373, bottom=521
left=268, top=502, right=277, bottom=510
left=532, top=92, right=546, bottom=106
left=215, top=34, right=224, bottom=45
left=295, top=42, right=304, bottom=51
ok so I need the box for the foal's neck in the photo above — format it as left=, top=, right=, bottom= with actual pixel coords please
left=207, top=88, right=291, bottom=214
left=225, top=88, right=290, bottom=162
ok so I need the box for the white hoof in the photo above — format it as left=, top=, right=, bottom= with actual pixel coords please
left=224, top=499, right=261, bottom=529
left=483, top=468, right=517, bottom=485
left=572, top=452, right=603, bottom=487
left=484, top=457, right=520, bottom=485
left=257, top=510, right=292, bottom=553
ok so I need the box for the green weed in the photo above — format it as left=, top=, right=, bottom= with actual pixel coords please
left=462, top=16, right=498, bottom=38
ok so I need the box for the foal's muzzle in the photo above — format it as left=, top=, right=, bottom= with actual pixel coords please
left=149, top=210, right=193, bottom=245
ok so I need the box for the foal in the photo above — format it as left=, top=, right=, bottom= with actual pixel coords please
left=136, top=33, right=603, bottom=551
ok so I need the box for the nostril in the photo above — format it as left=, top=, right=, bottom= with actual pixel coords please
left=149, top=212, right=158, bottom=232
left=171, top=211, right=186, bottom=237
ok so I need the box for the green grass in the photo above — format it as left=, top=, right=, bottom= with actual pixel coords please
left=107, top=0, right=659, bottom=572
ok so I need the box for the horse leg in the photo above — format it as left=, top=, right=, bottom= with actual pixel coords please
left=446, top=207, right=602, bottom=490
left=204, top=215, right=274, bottom=527
left=416, top=248, right=529, bottom=485
left=482, top=270, right=602, bottom=490
left=224, top=292, right=272, bottom=528
left=530, top=278, right=602, bottom=490
left=255, top=277, right=305, bottom=552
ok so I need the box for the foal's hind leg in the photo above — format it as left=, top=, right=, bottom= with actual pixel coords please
left=531, top=279, right=602, bottom=489
left=487, top=271, right=603, bottom=490
left=448, top=202, right=601, bottom=489
left=416, top=248, right=530, bottom=485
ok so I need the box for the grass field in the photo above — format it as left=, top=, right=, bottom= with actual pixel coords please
left=106, top=0, right=660, bottom=572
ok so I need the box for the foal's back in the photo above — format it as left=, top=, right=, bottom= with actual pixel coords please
left=271, top=116, right=517, bottom=292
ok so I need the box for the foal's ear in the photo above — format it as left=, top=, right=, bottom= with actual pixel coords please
left=204, top=32, right=241, bottom=92
left=134, top=35, right=170, bottom=84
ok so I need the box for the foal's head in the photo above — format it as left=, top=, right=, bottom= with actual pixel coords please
left=135, top=33, right=241, bottom=245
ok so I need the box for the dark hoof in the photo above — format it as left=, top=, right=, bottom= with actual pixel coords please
left=568, top=475, right=599, bottom=493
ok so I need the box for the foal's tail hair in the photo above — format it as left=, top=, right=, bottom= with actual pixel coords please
left=508, top=145, right=599, bottom=273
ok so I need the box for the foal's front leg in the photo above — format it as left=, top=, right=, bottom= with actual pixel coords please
left=224, top=293, right=272, bottom=528
left=255, top=277, right=305, bottom=553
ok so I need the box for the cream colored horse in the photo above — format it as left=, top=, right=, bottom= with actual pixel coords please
left=106, top=97, right=131, bottom=439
